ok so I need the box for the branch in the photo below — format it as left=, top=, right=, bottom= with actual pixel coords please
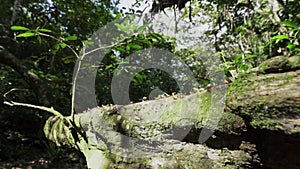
left=0, top=45, right=51, bottom=106
left=4, top=100, right=64, bottom=118
left=38, top=32, right=79, bottom=58
left=70, top=41, right=125, bottom=117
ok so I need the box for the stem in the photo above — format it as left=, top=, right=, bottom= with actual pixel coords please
left=38, top=32, right=122, bottom=118
left=70, top=55, right=83, bottom=118
left=38, top=33, right=80, bottom=58
left=4, top=100, right=64, bottom=119
left=3, top=99, right=76, bottom=129
left=70, top=42, right=123, bottom=118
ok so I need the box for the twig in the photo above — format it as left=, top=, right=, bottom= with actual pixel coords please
left=38, top=32, right=80, bottom=58
left=4, top=100, right=64, bottom=118
left=70, top=41, right=123, bottom=118
left=4, top=88, right=28, bottom=97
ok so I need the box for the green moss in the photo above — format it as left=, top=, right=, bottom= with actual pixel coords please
left=160, top=92, right=212, bottom=125
left=258, top=56, right=289, bottom=73
left=250, top=118, right=282, bottom=131
left=226, top=61, right=300, bottom=132
left=195, top=92, right=211, bottom=123
left=216, top=112, right=245, bottom=134
left=159, top=103, right=181, bottom=122
left=226, top=76, right=253, bottom=111
left=288, top=55, right=300, bottom=69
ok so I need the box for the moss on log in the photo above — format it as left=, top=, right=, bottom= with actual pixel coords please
left=44, top=55, right=300, bottom=168
left=227, top=55, right=300, bottom=133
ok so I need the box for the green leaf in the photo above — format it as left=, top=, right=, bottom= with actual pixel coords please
left=282, top=21, right=298, bottom=28
left=234, top=53, right=243, bottom=63
left=11, top=26, right=30, bottom=31
left=131, top=44, right=142, bottom=50
left=55, top=44, right=60, bottom=50
left=62, top=56, right=76, bottom=64
left=140, top=39, right=150, bottom=46
left=115, top=23, right=123, bottom=30
left=131, top=78, right=137, bottom=83
left=126, top=45, right=130, bottom=51
left=287, top=43, right=295, bottom=50
left=37, top=36, right=42, bottom=45
left=112, top=69, right=121, bottom=75
left=245, top=54, right=257, bottom=60
left=239, top=64, right=249, bottom=71
left=236, top=25, right=247, bottom=31
left=59, top=43, right=67, bottom=49
left=51, top=44, right=60, bottom=54
left=137, top=23, right=150, bottom=32
left=271, top=35, right=289, bottom=41
left=16, top=32, right=36, bottom=38
left=135, top=73, right=144, bottom=80
left=64, top=36, right=78, bottom=41
left=38, top=28, right=52, bottom=33
left=105, top=64, right=113, bottom=70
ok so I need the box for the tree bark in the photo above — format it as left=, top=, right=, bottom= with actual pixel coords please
left=44, top=55, right=300, bottom=169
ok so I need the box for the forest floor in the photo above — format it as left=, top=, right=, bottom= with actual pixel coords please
left=0, top=133, right=87, bottom=169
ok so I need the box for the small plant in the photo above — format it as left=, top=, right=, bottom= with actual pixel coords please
left=218, top=51, right=257, bottom=81
left=271, top=20, right=300, bottom=56
left=11, top=25, right=79, bottom=56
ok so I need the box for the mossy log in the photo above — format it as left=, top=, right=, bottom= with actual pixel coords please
left=44, top=55, right=300, bottom=169
left=44, top=90, right=255, bottom=169
left=227, top=55, right=300, bottom=133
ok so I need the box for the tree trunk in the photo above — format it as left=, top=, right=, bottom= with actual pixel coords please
left=44, top=55, right=300, bottom=169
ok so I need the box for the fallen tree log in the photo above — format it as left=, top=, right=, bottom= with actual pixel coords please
left=227, top=55, right=300, bottom=133
left=44, top=55, right=300, bottom=169
left=44, top=105, right=258, bottom=169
